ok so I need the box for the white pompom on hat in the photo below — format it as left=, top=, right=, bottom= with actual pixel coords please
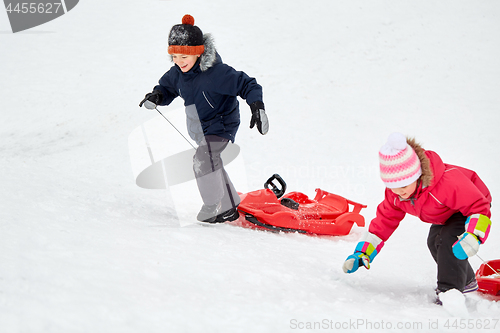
left=379, top=132, right=422, bottom=189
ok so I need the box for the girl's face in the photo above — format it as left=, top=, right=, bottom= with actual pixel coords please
left=172, top=54, right=199, bottom=72
left=390, top=180, right=418, bottom=199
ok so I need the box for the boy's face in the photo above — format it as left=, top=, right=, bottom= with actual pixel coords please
left=390, top=180, right=418, bottom=199
left=172, top=54, right=199, bottom=73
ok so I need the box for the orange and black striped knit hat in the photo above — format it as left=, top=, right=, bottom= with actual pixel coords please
left=168, top=15, right=205, bottom=55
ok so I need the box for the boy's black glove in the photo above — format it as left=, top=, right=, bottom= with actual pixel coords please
left=250, top=101, right=269, bottom=135
left=139, top=90, right=163, bottom=109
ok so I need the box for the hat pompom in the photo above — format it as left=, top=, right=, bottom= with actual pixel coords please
left=387, top=132, right=407, bottom=150
left=182, top=14, right=195, bottom=26
left=380, top=132, right=407, bottom=156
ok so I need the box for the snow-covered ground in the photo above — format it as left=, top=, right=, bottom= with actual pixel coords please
left=1, top=0, right=500, bottom=332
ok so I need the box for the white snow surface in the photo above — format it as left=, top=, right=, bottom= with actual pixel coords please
left=1, top=0, right=500, bottom=332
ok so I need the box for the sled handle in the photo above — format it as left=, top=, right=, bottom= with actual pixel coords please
left=346, top=199, right=367, bottom=214
left=264, top=174, right=287, bottom=199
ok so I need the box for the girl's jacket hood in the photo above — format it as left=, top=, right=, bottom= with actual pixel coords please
left=368, top=138, right=492, bottom=242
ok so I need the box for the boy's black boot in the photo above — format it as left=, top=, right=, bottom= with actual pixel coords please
left=215, top=207, right=240, bottom=223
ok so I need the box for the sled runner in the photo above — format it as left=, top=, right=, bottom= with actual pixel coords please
left=230, top=174, right=367, bottom=236
left=475, top=259, right=500, bottom=299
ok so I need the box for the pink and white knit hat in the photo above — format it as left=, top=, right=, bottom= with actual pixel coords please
left=379, top=132, right=422, bottom=189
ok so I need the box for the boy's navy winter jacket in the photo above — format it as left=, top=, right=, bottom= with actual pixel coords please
left=153, top=34, right=263, bottom=144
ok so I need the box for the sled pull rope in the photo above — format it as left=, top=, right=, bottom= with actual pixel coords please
left=155, top=107, right=196, bottom=151
left=476, top=254, right=500, bottom=277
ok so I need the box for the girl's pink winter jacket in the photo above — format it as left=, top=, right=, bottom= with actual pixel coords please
left=369, top=149, right=492, bottom=242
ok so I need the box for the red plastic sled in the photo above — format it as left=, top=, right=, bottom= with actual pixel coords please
left=476, top=259, right=500, bottom=299
left=230, top=174, right=367, bottom=236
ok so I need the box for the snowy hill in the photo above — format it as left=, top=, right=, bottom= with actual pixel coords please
left=1, top=0, right=500, bottom=332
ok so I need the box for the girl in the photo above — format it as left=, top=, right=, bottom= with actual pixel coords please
left=342, top=132, right=492, bottom=304
left=140, top=15, right=269, bottom=223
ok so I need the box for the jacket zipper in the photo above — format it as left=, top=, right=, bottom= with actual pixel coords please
left=202, top=91, right=214, bottom=108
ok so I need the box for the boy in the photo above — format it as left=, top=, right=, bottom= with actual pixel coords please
left=140, top=15, right=269, bottom=223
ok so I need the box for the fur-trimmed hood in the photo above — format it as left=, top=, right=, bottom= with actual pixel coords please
left=407, top=137, right=433, bottom=187
left=199, top=33, right=217, bottom=71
